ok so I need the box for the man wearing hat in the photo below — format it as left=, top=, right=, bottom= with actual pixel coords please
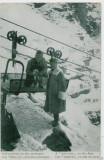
left=25, top=50, right=47, bottom=87
left=45, top=58, right=66, bottom=127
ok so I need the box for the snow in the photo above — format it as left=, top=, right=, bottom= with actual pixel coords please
left=0, top=3, right=101, bottom=152
left=60, top=96, right=100, bottom=151
left=0, top=3, right=101, bottom=72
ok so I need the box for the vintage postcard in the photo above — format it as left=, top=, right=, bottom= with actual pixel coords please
left=0, top=0, right=103, bottom=160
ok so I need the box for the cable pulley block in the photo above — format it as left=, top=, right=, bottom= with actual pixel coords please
left=6, top=31, right=27, bottom=64
left=47, top=47, right=62, bottom=59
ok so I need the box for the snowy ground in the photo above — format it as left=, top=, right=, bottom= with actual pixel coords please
left=0, top=3, right=101, bottom=152
left=5, top=89, right=100, bottom=151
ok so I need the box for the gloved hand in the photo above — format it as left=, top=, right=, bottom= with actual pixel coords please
left=32, top=69, right=39, bottom=76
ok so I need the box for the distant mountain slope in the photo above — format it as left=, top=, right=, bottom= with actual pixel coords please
left=33, top=3, right=101, bottom=37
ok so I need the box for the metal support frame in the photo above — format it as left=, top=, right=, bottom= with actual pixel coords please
left=3, top=59, right=24, bottom=95
left=1, top=92, right=7, bottom=114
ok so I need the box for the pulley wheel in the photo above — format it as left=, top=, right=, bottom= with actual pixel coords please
left=47, top=47, right=55, bottom=57
left=55, top=50, right=62, bottom=58
left=17, top=35, right=27, bottom=45
left=7, top=31, right=16, bottom=41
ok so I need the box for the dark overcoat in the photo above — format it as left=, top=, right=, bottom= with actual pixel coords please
left=45, top=68, right=66, bottom=114
left=26, top=57, right=47, bottom=76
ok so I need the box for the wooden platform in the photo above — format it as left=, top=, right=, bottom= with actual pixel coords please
left=1, top=73, right=48, bottom=94
left=1, top=73, right=26, bottom=80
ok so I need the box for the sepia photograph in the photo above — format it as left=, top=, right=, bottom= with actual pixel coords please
left=0, top=1, right=102, bottom=159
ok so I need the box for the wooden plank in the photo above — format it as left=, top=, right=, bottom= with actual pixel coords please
left=1, top=73, right=26, bottom=80
left=1, top=77, right=48, bottom=93
left=9, top=79, right=47, bottom=93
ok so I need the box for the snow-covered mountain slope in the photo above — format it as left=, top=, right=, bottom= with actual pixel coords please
left=0, top=3, right=101, bottom=152
left=0, top=3, right=101, bottom=73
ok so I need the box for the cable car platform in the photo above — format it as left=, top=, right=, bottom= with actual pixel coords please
left=1, top=73, right=47, bottom=94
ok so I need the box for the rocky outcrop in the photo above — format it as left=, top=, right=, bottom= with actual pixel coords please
left=42, top=127, right=72, bottom=151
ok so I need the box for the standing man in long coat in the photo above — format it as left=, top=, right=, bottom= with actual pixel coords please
left=45, top=58, right=66, bottom=127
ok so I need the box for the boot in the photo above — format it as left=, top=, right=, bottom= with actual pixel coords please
left=52, top=114, right=59, bottom=127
